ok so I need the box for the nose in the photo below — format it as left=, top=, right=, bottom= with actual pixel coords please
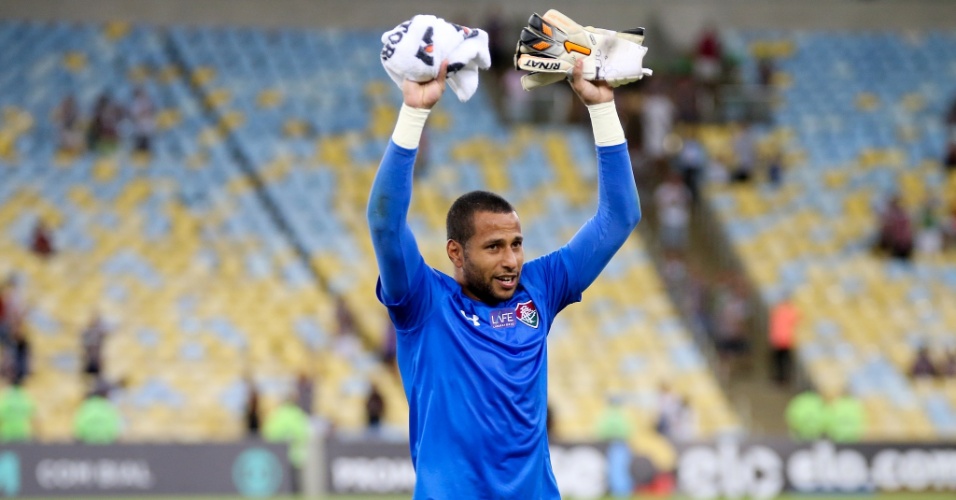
left=502, top=247, right=518, bottom=270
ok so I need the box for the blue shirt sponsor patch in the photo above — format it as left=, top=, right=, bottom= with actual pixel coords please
left=489, top=308, right=516, bottom=329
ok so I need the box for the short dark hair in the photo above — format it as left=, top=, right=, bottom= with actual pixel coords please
left=446, top=190, right=515, bottom=243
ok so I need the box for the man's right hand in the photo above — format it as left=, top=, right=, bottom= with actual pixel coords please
left=402, top=61, right=448, bottom=109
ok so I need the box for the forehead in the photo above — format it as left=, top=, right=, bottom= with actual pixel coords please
left=470, top=211, right=521, bottom=241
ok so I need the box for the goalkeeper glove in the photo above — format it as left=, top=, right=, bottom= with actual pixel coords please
left=514, top=9, right=653, bottom=90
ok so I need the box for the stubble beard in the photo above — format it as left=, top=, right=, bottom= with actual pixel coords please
left=462, top=259, right=518, bottom=305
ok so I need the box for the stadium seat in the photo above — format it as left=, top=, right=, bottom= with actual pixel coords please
left=708, top=28, right=956, bottom=439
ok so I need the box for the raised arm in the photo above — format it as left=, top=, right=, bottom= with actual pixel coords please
left=562, top=60, right=642, bottom=293
left=367, top=63, right=447, bottom=303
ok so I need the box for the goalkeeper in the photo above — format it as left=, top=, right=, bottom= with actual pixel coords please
left=367, top=15, right=646, bottom=499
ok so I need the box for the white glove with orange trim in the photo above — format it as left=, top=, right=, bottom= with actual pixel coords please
left=514, top=10, right=652, bottom=90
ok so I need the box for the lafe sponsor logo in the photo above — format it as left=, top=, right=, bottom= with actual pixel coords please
left=35, top=459, right=154, bottom=490
left=490, top=308, right=516, bottom=329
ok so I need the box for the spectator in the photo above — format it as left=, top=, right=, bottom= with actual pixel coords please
left=730, top=122, right=756, bottom=183
left=54, top=94, right=84, bottom=155
left=785, top=391, right=826, bottom=441
left=93, top=376, right=129, bottom=407
left=10, top=328, right=30, bottom=384
left=824, top=391, right=865, bottom=443
left=30, top=218, right=55, bottom=258
left=620, top=91, right=644, bottom=159
left=365, top=383, right=385, bottom=435
left=661, top=250, right=689, bottom=292
left=705, top=151, right=730, bottom=185
left=946, top=94, right=956, bottom=128
left=81, top=312, right=109, bottom=378
left=381, top=318, right=397, bottom=373
left=676, top=131, right=706, bottom=202
left=641, top=82, right=676, bottom=169
left=694, top=24, right=722, bottom=85
left=909, top=344, right=938, bottom=378
left=87, top=92, right=123, bottom=152
left=502, top=68, right=533, bottom=124
left=244, top=375, right=262, bottom=438
left=0, top=279, right=13, bottom=349
left=294, top=371, right=314, bottom=415
left=673, top=76, right=700, bottom=124
left=0, top=377, right=36, bottom=443
left=263, top=396, right=310, bottom=492
left=129, top=87, right=155, bottom=153
left=655, top=383, right=679, bottom=436
left=711, top=276, right=751, bottom=378
left=595, top=396, right=633, bottom=498
left=693, top=24, right=723, bottom=120
left=656, top=384, right=696, bottom=443
left=767, top=151, right=784, bottom=188
left=333, top=297, right=363, bottom=362
left=0, top=275, right=27, bottom=381
left=916, top=196, right=943, bottom=255
left=769, top=294, right=799, bottom=385
left=877, top=195, right=914, bottom=261
left=671, top=395, right=697, bottom=442
left=757, top=57, right=775, bottom=88
left=654, top=172, right=692, bottom=253
left=596, top=396, right=632, bottom=443
left=73, top=385, right=122, bottom=444
left=335, top=296, right=355, bottom=337
left=943, top=200, right=956, bottom=250
left=674, top=262, right=708, bottom=335
left=943, top=140, right=956, bottom=173
left=941, top=348, right=956, bottom=377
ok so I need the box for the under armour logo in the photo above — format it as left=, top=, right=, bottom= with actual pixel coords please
left=460, top=310, right=480, bottom=326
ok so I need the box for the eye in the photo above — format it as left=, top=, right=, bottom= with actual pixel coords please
left=512, top=240, right=523, bottom=248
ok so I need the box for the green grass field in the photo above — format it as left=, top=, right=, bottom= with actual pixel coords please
left=19, top=495, right=956, bottom=500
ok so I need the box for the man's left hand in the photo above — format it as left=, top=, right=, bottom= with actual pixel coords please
left=569, top=59, right=613, bottom=106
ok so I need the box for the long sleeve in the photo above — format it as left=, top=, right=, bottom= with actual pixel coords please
left=561, top=139, right=642, bottom=293
left=367, top=141, right=426, bottom=303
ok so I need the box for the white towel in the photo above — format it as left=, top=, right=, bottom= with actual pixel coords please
left=381, top=15, right=491, bottom=102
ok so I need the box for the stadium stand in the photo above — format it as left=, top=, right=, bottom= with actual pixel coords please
left=0, top=20, right=740, bottom=460
left=0, top=20, right=378, bottom=441
left=701, top=30, right=956, bottom=439
left=166, top=23, right=744, bottom=450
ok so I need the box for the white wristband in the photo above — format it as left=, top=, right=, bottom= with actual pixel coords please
left=391, top=104, right=431, bottom=149
left=587, top=101, right=626, bottom=146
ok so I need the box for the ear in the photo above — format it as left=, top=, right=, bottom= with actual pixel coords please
left=446, top=239, right=464, bottom=269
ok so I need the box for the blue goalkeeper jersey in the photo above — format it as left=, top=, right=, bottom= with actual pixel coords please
left=368, top=140, right=640, bottom=499
left=377, top=248, right=577, bottom=499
